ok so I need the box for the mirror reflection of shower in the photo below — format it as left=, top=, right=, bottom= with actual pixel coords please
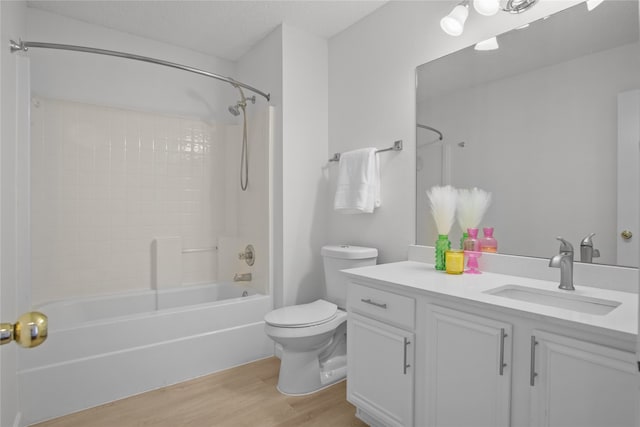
left=229, top=89, right=256, bottom=191
left=416, top=123, right=465, bottom=184
left=417, top=123, right=443, bottom=147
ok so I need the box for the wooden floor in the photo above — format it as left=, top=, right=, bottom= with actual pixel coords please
left=34, top=357, right=367, bottom=427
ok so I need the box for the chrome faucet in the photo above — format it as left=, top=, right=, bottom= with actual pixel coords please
left=580, top=233, right=600, bottom=263
left=549, top=237, right=574, bottom=291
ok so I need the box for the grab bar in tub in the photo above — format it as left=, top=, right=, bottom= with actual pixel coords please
left=182, top=246, right=218, bottom=254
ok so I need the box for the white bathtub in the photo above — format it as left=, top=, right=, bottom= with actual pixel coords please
left=18, top=283, right=274, bottom=426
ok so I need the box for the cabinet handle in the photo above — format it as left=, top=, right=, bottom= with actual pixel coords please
left=403, top=337, right=411, bottom=375
left=530, top=335, right=538, bottom=386
left=499, top=328, right=508, bottom=376
left=361, top=298, right=387, bottom=309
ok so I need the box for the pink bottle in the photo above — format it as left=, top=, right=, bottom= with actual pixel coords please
left=463, top=228, right=480, bottom=252
left=481, top=227, right=498, bottom=253
left=463, top=228, right=481, bottom=274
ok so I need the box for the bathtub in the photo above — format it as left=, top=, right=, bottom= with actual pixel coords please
left=18, top=283, right=274, bottom=426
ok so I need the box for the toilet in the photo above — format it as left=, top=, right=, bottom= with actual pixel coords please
left=264, top=244, right=378, bottom=395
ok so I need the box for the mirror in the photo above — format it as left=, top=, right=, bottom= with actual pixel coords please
left=416, top=0, right=640, bottom=267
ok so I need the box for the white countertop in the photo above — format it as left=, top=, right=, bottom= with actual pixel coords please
left=343, top=261, right=638, bottom=340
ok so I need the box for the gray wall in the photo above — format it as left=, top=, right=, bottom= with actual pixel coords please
left=327, top=1, right=581, bottom=263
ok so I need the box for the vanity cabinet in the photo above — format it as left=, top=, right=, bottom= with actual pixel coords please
left=530, top=330, right=637, bottom=427
left=346, top=274, right=637, bottom=427
left=347, top=283, right=415, bottom=427
left=348, top=313, right=414, bottom=427
left=425, top=305, right=512, bottom=427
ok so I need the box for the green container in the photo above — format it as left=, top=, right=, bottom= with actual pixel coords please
left=435, top=234, right=451, bottom=271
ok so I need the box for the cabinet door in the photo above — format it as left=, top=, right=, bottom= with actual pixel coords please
left=426, top=305, right=512, bottom=427
left=347, top=312, right=414, bottom=427
left=530, top=330, right=637, bottom=427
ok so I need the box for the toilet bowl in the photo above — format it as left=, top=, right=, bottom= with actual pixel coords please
left=264, top=245, right=377, bottom=395
left=265, top=300, right=347, bottom=395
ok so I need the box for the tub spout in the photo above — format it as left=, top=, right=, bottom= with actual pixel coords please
left=234, top=273, right=252, bottom=282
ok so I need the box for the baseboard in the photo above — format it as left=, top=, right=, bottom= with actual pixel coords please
left=355, top=408, right=386, bottom=427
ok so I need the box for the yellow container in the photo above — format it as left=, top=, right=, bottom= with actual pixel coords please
left=445, top=250, right=464, bottom=275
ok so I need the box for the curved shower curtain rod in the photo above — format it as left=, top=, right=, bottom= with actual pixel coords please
left=9, top=39, right=271, bottom=102
left=417, top=123, right=443, bottom=140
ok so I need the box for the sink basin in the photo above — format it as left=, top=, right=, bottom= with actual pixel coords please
left=485, top=285, right=621, bottom=315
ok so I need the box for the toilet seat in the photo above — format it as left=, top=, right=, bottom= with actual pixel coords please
left=265, top=300, right=338, bottom=328
left=265, top=309, right=347, bottom=340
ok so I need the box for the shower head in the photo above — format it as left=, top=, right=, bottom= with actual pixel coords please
left=228, top=97, right=248, bottom=117
left=228, top=88, right=256, bottom=117
left=228, top=104, right=241, bottom=116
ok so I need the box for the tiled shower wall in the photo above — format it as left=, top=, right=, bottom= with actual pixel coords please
left=30, top=97, right=225, bottom=305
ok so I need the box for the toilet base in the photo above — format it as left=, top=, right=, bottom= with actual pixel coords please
left=276, top=349, right=347, bottom=396
left=277, top=377, right=345, bottom=397
left=277, top=349, right=322, bottom=395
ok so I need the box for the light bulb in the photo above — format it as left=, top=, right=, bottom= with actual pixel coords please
left=474, top=37, right=499, bottom=51
left=474, top=0, right=500, bottom=16
left=440, top=4, right=469, bottom=36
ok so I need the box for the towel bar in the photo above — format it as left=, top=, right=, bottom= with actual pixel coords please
left=329, top=140, right=402, bottom=162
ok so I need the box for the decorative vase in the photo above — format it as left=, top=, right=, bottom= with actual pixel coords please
left=463, top=228, right=482, bottom=274
left=480, top=227, right=498, bottom=253
left=435, top=234, right=451, bottom=271
left=463, top=228, right=480, bottom=252
left=460, top=231, right=469, bottom=250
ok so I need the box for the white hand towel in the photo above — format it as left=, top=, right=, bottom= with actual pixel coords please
left=334, top=148, right=380, bottom=214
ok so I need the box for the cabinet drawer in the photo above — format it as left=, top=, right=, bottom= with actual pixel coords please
left=347, top=282, right=415, bottom=329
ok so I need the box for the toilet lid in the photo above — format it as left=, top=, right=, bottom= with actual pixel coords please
left=264, top=300, right=338, bottom=328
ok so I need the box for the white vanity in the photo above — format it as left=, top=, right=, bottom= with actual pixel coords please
left=344, top=250, right=638, bottom=427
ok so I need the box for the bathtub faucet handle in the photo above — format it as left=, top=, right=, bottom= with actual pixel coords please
left=238, top=245, right=255, bottom=266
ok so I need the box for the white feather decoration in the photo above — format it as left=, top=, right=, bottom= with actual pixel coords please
left=456, top=187, right=492, bottom=232
left=427, top=185, right=458, bottom=235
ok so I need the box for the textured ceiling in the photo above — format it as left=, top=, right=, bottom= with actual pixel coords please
left=26, top=0, right=388, bottom=61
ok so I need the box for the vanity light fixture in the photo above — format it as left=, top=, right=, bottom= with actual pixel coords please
left=441, top=0, right=538, bottom=36
left=501, top=0, right=538, bottom=14
left=440, top=0, right=470, bottom=36
left=474, top=0, right=500, bottom=16
left=474, top=36, right=500, bottom=50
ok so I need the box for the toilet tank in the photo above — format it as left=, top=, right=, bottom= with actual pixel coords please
left=321, top=245, right=378, bottom=308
